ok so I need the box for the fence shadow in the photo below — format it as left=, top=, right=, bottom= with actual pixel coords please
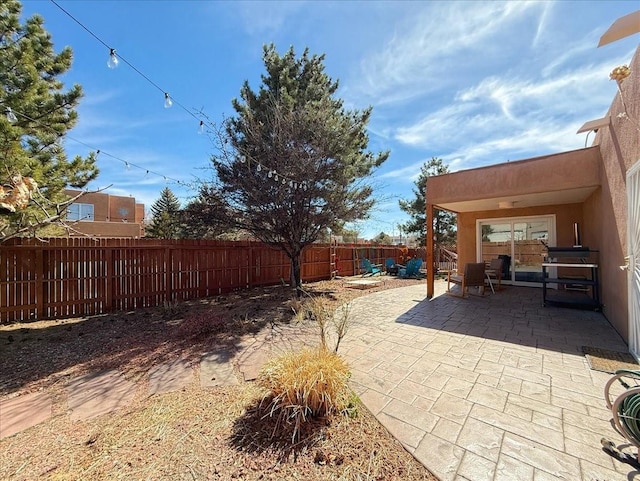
left=0, top=285, right=298, bottom=395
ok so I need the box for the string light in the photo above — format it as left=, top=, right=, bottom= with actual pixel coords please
left=48, top=0, right=309, bottom=192
left=107, top=48, right=118, bottom=69
left=163, top=93, right=173, bottom=109
left=6, top=107, right=17, bottom=123
left=237, top=151, right=308, bottom=191
left=50, top=0, right=212, bottom=138
left=4, top=106, right=191, bottom=189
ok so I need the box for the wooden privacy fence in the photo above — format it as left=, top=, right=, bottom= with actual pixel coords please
left=0, top=238, right=405, bottom=323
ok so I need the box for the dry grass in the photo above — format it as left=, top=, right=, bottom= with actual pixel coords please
left=258, top=347, right=353, bottom=441
left=0, top=276, right=437, bottom=480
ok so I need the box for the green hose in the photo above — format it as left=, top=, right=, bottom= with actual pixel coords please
left=616, top=370, right=640, bottom=443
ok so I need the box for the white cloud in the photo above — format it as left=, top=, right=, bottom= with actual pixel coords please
left=352, top=1, right=544, bottom=105
left=230, top=0, right=306, bottom=36
left=391, top=54, right=620, bottom=159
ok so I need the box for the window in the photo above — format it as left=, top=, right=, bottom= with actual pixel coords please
left=477, top=215, right=556, bottom=285
left=67, top=203, right=94, bottom=221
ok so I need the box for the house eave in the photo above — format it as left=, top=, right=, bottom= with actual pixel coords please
left=427, top=146, right=602, bottom=213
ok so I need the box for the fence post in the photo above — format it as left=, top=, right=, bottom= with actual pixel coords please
left=164, top=246, right=171, bottom=304
left=35, top=248, right=44, bottom=319
left=106, top=247, right=114, bottom=312
left=249, top=245, right=255, bottom=288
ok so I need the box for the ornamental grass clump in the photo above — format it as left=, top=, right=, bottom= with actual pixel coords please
left=258, top=347, right=352, bottom=441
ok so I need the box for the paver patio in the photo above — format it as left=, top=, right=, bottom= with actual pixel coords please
left=340, top=281, right=633, bottom=481
left=0, top=279, right=636, bottom=481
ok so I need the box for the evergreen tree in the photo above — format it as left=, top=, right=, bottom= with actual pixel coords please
left=372, top=231, right=392, bottom=245
left=179, top=185, right=229, bottom=239
left=399, top=157, right=456, bottom=247
left=146, top=187, right=182, bottom=239
left=198, top=45, right=388, bottom=295
left=0, top=0, right=98, bottom=239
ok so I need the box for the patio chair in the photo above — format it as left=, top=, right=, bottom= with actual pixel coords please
left=446, top=262, right=486, bottom=298
left=485, top=258, right=504, bottom=291
left=361, top=258, right=383, bottom=277
left=498, top=255, right=511, bottom=279
left=385, top=258, right=398, bottom=275
left=399, top=258, right=423, bottom=278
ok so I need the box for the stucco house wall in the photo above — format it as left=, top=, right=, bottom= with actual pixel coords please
left=585, top=46, right=640, bottom=340
left=427, top=44, right=640, bottom=344
left=65, top=190, right=145, bottom=238
left=428, top=147, right=602, bottom=205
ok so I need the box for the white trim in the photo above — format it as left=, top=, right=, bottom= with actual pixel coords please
left=627, top=159, right=640, bottom=361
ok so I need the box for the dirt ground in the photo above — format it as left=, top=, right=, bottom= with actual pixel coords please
left=0, top=275, right=438, bottom=480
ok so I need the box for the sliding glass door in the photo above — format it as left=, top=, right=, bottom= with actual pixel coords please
left=477, top=215, right=555, bottom=285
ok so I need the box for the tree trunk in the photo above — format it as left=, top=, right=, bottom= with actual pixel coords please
left=290, top=253, right=303, bottom=298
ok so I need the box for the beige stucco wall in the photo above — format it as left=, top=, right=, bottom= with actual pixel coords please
left=587, top=46, right=640, bottom=341
left=428, top=45, right=640, bottom=344
left=65, top=190, right=144, bottom=238
left=68, top=221, right=143, bottom=238
left=456, top=203, right=586, bottom=268
left=429, top=148, right=601, bottom=206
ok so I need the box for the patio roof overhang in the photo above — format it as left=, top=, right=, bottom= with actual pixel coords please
left=425, top=146, right=602, bottom=298
left=427, top=146, right=602, bottom=214
left=435, top=185, right=598, bottom=213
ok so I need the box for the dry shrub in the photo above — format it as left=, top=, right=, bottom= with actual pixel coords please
left=258, top=347, right=352, bottom=441
left=174, top=311, right=226, bottom=339
left=292, top=295, right=352, bottom=352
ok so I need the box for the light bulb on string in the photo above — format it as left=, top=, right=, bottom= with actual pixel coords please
left=164, top=93, right=173, bottom=109
left=6, top=107, right=17, bottom=123
left=268, top=170, right=273, bottom=178
left=240, top=156, right=246, bottom=163
left=256, top=164, right=262, bottom=172
left=107, top=49, right=118, bottom=69
left=282, top=178, right=286, bottom=185
left=198, top=120, right=204, bottom=134
left=274, top=174, right=279, bottom=181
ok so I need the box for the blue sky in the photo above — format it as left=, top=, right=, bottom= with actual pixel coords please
left=19, top=1, right=639, bottom=239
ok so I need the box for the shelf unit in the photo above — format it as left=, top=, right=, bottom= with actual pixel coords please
left=541, top=248, right=600, bottom=310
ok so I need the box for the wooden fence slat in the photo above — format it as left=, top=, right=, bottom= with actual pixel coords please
left=0, top=239, right=408, bottom=322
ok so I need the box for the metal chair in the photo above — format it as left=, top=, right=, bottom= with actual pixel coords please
left=485, top=258, right=504, bottom=292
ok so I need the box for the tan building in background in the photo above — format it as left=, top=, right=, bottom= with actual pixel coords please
left=64, top=190, right=145, bottom=238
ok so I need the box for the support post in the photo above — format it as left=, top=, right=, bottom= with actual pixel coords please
left=427, top=203, right=434, bottom=298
